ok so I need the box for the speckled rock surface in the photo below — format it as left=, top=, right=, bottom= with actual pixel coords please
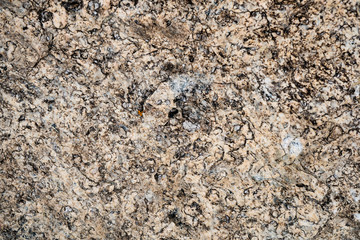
left=1, top=0, right=360, bottom=239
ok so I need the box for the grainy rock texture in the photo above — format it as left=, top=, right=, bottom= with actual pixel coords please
left=1, top=0, right=360, bottom=239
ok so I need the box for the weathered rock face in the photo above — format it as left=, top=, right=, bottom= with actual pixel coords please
left=1, top=0, right=360, bottom=239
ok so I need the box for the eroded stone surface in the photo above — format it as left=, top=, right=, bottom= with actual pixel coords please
left=1, top=0, right=360, bottom=239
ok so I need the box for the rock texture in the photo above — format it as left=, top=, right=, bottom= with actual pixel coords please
left=1, top=0, right=360, bottom=239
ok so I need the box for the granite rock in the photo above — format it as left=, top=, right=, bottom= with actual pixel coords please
left=1, top=0, right=360, bottom=239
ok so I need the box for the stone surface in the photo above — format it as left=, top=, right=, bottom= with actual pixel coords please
left=1, top=0, right=360, bottom=239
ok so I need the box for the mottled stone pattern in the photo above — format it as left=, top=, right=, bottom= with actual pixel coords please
left=0, top=0, right=360, bottom=239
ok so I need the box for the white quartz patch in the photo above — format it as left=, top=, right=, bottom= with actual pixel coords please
left=170, top=75, right=194, bottom=94
left=169, top=74, right=211, bottom=95
left=183, top=121, right=200, bottom=132
left=350, top=189, right=360, bottom=202
left=282, top=135, right=303, bottom=157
